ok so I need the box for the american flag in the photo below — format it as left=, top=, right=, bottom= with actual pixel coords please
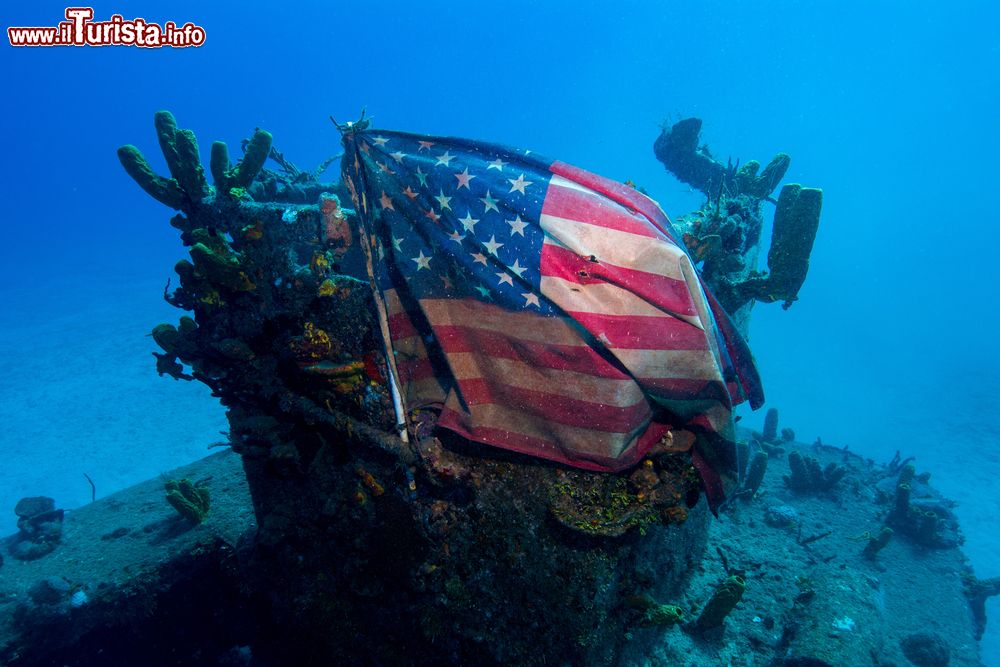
left=340, top=128, right=763, bottom=502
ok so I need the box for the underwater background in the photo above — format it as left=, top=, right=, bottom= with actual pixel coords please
left=1, top=0, right=997, bottom=662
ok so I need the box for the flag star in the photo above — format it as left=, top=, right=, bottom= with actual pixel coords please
left=418, top=140, right=434, bottom=152
left=496, top=271, right=514, bottom=286
left=435, top=190, right=453, bottom=210
left=454, top=167, right=476, bottom=189
left=376, top=161, right=394, bottom=174
left=522, top=292, right=540, bottom=308
left=440, top=275, right=454, bottom=290
left=380, top=191, right=394, bottom=210
left=474, top=284, right=491, bottom=298
left=480, top=191, right=500, bottom=213
left=412, top=250, right=431, bottom=270
left=392, top=236, right=403, bottom=251
left=372, top=136, right=389, bottom=146
left=508, top=173, right=533, bottom=194
left=508, top=258, right=527, bottom=278
left=483, top=235, right=504, bottom=256
left=360, top=142, right=371, bottom=153
left=425, top=208, right=441, bottom=223
left=435, top=151, right=455, bottom=167
left=390, top=151, right=406, bottom=163
left=458, top=212, right=480, bottom=233
left=416, top=166, right=428, bottom=187
left=507, top=215, right=528, bottom=236
left=471, top=252, right=488, bottom=266
left=487, top=158, right=507, bottom=171
left=447, top=230, right=464, bottom=244
left=403, top=186, right=418, bottom=199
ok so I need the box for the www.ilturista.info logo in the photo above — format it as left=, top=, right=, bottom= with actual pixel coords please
left=7, top=7, right=205, bottom=48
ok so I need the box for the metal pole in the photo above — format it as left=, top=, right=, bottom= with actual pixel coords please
left=355, top=190, right=411, bottom=445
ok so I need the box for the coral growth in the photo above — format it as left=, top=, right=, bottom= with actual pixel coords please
left=754, top=184, right=822, bottom=306
left=118, top=111, right=394, bottom=447
left=861, top=526, right=893, bottom=560
left=320, top=192, right=352, bottom=257
left=165, top=479, right=210, bottom=524
left=8, top=496, right=64, bottom=560
left=547, top=457, right=695, bottom=537
left=210, top=127, right=273, bottom=197
left=742, top=450, right=769, bottom=500
left=762, top=407, right=779, bottom=442
left=654, top=118, right=822, bottom=332
left=117, top=111, right=204, bottom=210
left=625, top=594, right=685, bottom=627
left=692, top=575, right=745, bottom=632
left=883, top=463, right=963, bottom=548
left=783, top=450, right=848, bottom=494
left=964, top=572, right=1000, bottom=640
left=729, top=439, right=769, bottom=504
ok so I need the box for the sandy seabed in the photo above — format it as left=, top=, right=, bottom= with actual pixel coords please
left=0, top=278, right=228, bottom=536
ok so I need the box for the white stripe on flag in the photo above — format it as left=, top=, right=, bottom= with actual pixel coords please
left=548, top=173, right=594, bottom=194
left=539, top=214, right=688, bottom=282
left=613, top=348, right=725, bottom=382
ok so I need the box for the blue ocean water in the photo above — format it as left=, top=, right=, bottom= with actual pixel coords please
left=1, top=0, right=997, bottom=662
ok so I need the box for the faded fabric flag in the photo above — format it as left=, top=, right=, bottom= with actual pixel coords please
left=340, top=127, right=763, bottom=505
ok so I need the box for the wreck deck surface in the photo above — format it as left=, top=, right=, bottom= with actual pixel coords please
left=0, top=450, right=254, bottom=665
left=0, top=438, right=987, bottom=666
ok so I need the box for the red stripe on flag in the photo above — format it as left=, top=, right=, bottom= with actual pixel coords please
left=703, top=286, right=765, bottom=409
left=691, top=444, right=726, bottom=515
left=549, top=161, right=678, bottom=242
left=541, top=243, right=699, bottom=317
left=542, top=178, right=659, bottom=238
left=432, top=325, right=633, bottom=379
left=439, top=405, right=670, bottom=472
left=388, top=310, right=420, bottom=340
left=566, top=311, right=710, bottom=351
left=395, top=355, right=437, bottom=382
left=453, top=378, right=651, bottom=432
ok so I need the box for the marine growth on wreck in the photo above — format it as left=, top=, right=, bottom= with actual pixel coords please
left=0, top=109, right=991, bottom=667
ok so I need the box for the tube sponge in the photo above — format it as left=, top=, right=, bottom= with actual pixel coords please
left=765, top=184, right=823, bottom=305
left=210, top=129, right=273, bottom=194
left=117, top=145, right=184, bottom=209
left=694, top=576, right=745, bottom=631
left=165, top=478, right=210, bottom=524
